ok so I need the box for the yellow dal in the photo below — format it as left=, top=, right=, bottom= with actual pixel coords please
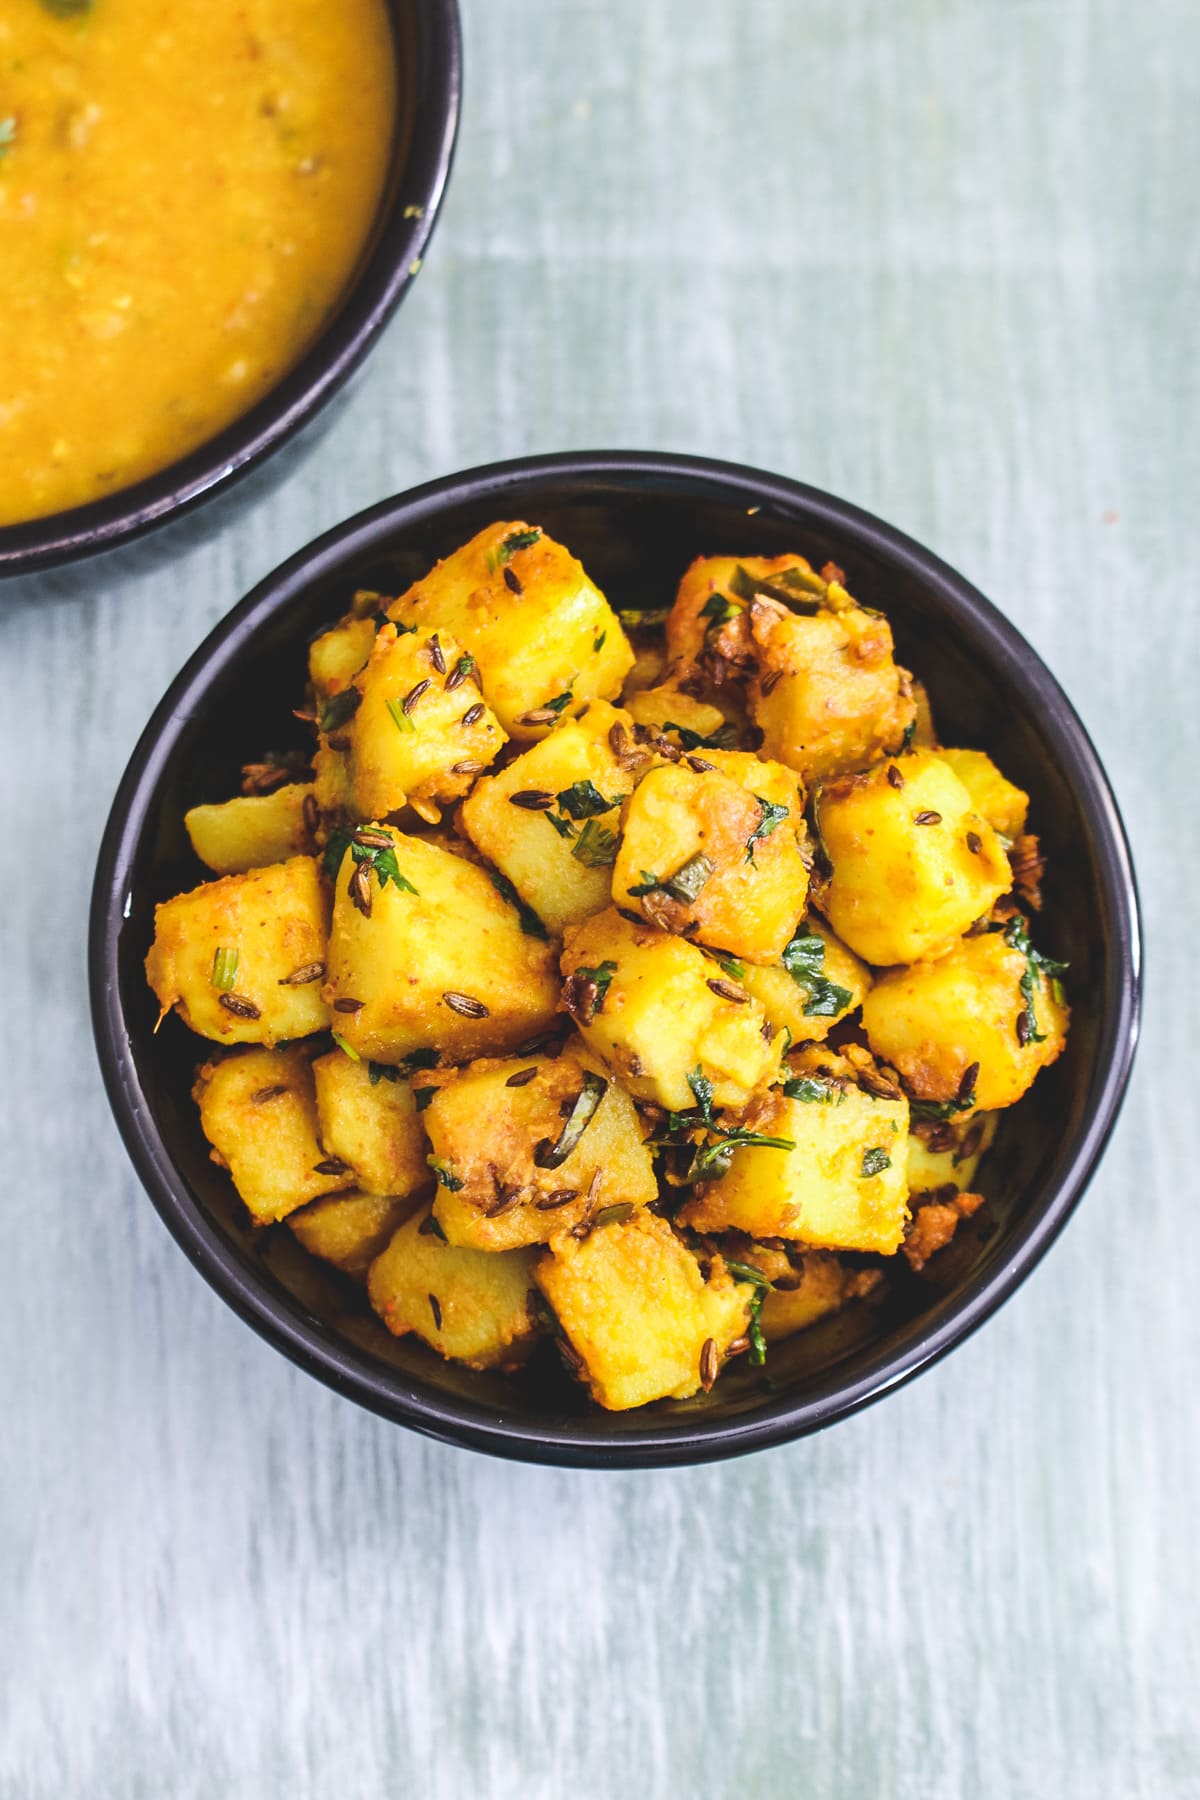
left=0, top=0, right=396, bottom=527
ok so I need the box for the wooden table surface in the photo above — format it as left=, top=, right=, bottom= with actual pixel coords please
left=3, top=2, right=1194, bottom=1795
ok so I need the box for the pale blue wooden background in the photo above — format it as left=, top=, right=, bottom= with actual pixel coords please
left=2, top=2, right=1195, bottom=1795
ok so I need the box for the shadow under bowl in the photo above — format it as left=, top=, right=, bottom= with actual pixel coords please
left=0, top=0, right=461, bottom=580
left=89, top=452, right=1142, bottom=1467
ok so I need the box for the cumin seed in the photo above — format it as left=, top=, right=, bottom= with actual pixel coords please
left=302, top=793, right=319, bottom=837
left=353, top=827, right=393, bottom=849
left=402, top=677, right=431, bottom=715
left=707, top=978, right=749, bottom=1004
left=251, top=1084, right=289, bottom=1103
left=450, top=759, right=484, bottom=775
left=428, top=1293, right=443, bottom=1331
left=699, top=1337, right=720, bottom=1393
left=1016, top=1012, right=1031, bottom=1046
left=726, top=1335, right=751, bottom=1357
left=349, top=862, right=372, bottom=917
left=442, top=991, right=489, bottom=1018
left=886, top=764, right=904, bottom=789
left=333, top=997, right=364, bottom=1014
left=218, top=993, right=261, bottom=1020
left=967, top=831, right=983, bottom=855
left=519, top=706, right=559, bottom=726
left=503, top=566, right=523, bottom=595
left=509, top=789, right=554, bottom=810
left=914, top=810, right=942, bottom=825
left=461, top=703, right=484, bottom=727
left=760, top=669, right=784, bottom=697
left=536, top=1188, right=578, bottom=1210
left=279, top=960, right=325, bottom=985
left=957, top=1061, right=981, bottom=1107
left=313, top=1157, right=351, bottom=1176
left=444, top=658, right=472, bottom=692
left=687, top=756, right=716, bottom=773
left=428, top=634, right=446, bottom=674
left=292, top=705, right=318, bottom=724
left=326, top=733, right=350, bottom=751
left=505, top=1067, right=539, bottom=1087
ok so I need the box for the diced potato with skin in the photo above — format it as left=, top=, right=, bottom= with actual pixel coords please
left=343, top=622, right=505, bottom=819
left=680, top=1047, right=910, bottom=1253
left=289, top=1192, right=417, bottom=1277
left=936, top=748, right=1029, bottom=840
left=145, top=856, right=330, bottom=1044
left=759, top=1252, right=880, bottom=1343
left=612, top=750, right=809, bottom=965
left=323, top=828, right=559, bottom=1063
left=459, top=699, right=641, bottom=935
left=747, top=591, right=916, bottom=785
left=561, top=907, right=783, bottom=1111
left=862, top=928, right=1068, bottom=1110
left=194, top=1046, right=349, bottom=1223
left=817, top=751, right=1012, bottom=965
left=665, top=553, right=821, bottom=672
left=387, top=522, right=634, bottom=741
left=534, top=1211, right=751, bottom=1410
left=367, top=1203, right=541, bottom=1370
left=185, top=783, right=315, bottom=876
left=308, top=613, right=376, bottom=701
left=907, top=1110, right=997, bottom=1193
left=623, top=680, right=731, bottom=747
left=312, top=1051, right=431, bottom=1198
left=425, top=1045, right=657, bottom=1251
left=736, top=916, right=871, bottom=1044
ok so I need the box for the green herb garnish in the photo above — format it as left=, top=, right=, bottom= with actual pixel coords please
left=909, top=1097, right=970, bottom=1122
left=699, top=592, right=741, bottom=629
left=745, top=796, right=788, bottom=863
left=412, top=1087, right=437, bottom=1113
left=748, top=1287, right=768, bottom=1365
left=782, top=1076, right=839, bottom=1104
left=861, top=1147, right=891, bottom=1177
left=901, top=719, right=917, bottom=752
left=542, top=690, right=574, bottom=715
left=572, top=960, right=617, bottom=1011
left=593, top=630, right=607, bottom=654
left=332, top=1033, right=361, bottom=1062
left=545, top=811, right=576, bottom=841
left=500, top=527, right=542, bottom=560
left=780, top=933, right=854, bottom=1018
left=39, top=0, right=94, bottom=16
left=686, top=1067, right=715, bottom=1123
left=626, top=869, right=663, bottom=897
left=399, top=1048, right=440, bottom=1072
left=210, top=946, right=238, bottom=991
left=663, top=852, right=714, bottom=902
left=368, top=1062, right=401, bottom=1085
left=1003, top=915, right=1068, bottom=1045
left=556, top=779, right=617, bottom=820
left=428, top=1157, right=464, bottom=1191
left=318, top=688, right=361, bottom=734
left=711, top=951, right=746, bottom=983
left=0, top=118, right=15, bottom=161
left=571, top=818, right=620, bottom=868
left=617, top=606, right=671, bottom=628
left=323, top=827, right=419, bottom=897
left=724, top=1259, right=771, bottom=1289
left=487, top=868, right=550, bottom=939
left=385, top=697, right=416, bottom=734
left=661, top=719, right=739, bottom=751
left=535, top=1071, right=608, bottom=1169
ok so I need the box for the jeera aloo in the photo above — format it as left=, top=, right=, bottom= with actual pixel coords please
left=145, top=523, right=1068, bottom=1411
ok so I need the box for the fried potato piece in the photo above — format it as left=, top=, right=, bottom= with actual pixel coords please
left=534, top=1211, right=752, bottom=1410
left=861, top=925, right=1068, bottom=1110
left=145, top=856, right=330, bottom=1044
left=185, top=783, right=315, bottom=876
left=323, top=827, right=560, bottom=1063
left=425, top=1045, right=656, bottom=1251
left=679, top=1047, right=910, bottom=1253
left=735, top=916, right=871, bottom=1044
left=664, top=553, right=817, bottom=673
left=622, top=680, right=732, bottom=748
left=387, top=522, right=634, bottom=740
left=194, top=1046, right=348, bottom=1223
left=612, top=751, right=809, bottom=964
left=342, top=622, right=505, bottom=819
left=308, top=611, right=376, bottom=701
left=906, top=1110, right=997, bottom=1193
left=458, top=699, right=641, bottom=935
left=936, top=748, right=1029, bottom=840
left=367, top=1204, right=541, bottom=1369
left=561, top=907, right=783, bottom=1111
left=289, top=1192, right=417, bottom=1277
left=311, top=1051, right=431, bottom=1198
left=817, top=752, right=1012, bottom=965
left=759, top=1252, right=882, bottom=1342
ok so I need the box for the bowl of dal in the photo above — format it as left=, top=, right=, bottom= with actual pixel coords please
left=0, top=0, right=461, bottom=576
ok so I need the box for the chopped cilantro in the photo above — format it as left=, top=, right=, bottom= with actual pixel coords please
left=745, top=795, right=789, bottom=863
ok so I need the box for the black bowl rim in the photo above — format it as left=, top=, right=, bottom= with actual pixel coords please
left=88, top=450, right=1143, bottom=1469
left=0, top=0, right=462, bottom=579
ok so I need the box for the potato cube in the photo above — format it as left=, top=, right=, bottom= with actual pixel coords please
left=561, top=907, right=782, bottom=1111
left=308, top=613, right=375, bottom=700
left=612, top=750, right=808, bottom=964
left=323, top=827, right=560, bottom=1062
left=817, top=751, right=1012, bottom=965
left=367, top=1204, right=541, bottom=1369
left=289, top=1192, right=417, bottom=1277
left=312, top=1051, right=431, bottom=1198
left=736, top=916, right=871, bottom=1044
left=936, top=748, right=1029, bottom=840
left=193, top=1046, right=349, bottom=1223
left=185, top=783, right=315, bottom=876
left=388, top=521, right=634, bottom=740
left=342, top=622, right=505, bottom=819
left=623, top=680, right=732, bottom=749
left=747, top=591, right=916, bottom=785
left=907, top=1110, right=997, bottom=1193
left=425, top=1044, right=657, bottom=1251
left=679, top=1048, right=910, bottom=1252
left=760, top=1252, right=879, bottom=1343
left=459, top=699, right=640, bottom=935
left=145, top=856, right=330, bottom=1044
left=861, top=924, right=1069, bottom=1110
left=665, top=553, right=820, bottom=671
left=534, top=1211, right=751, bottom=1410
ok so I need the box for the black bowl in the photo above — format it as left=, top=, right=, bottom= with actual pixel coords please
left=0, top=0, right=461, bottom=579
left=89, top=452, right=1142, bottom=1467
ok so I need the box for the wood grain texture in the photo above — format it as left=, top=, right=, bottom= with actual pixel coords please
left=1, top=0, right=1196, bottom=1794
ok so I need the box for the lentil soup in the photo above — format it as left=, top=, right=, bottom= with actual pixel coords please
left=0, top=0, right=397, bottom=527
